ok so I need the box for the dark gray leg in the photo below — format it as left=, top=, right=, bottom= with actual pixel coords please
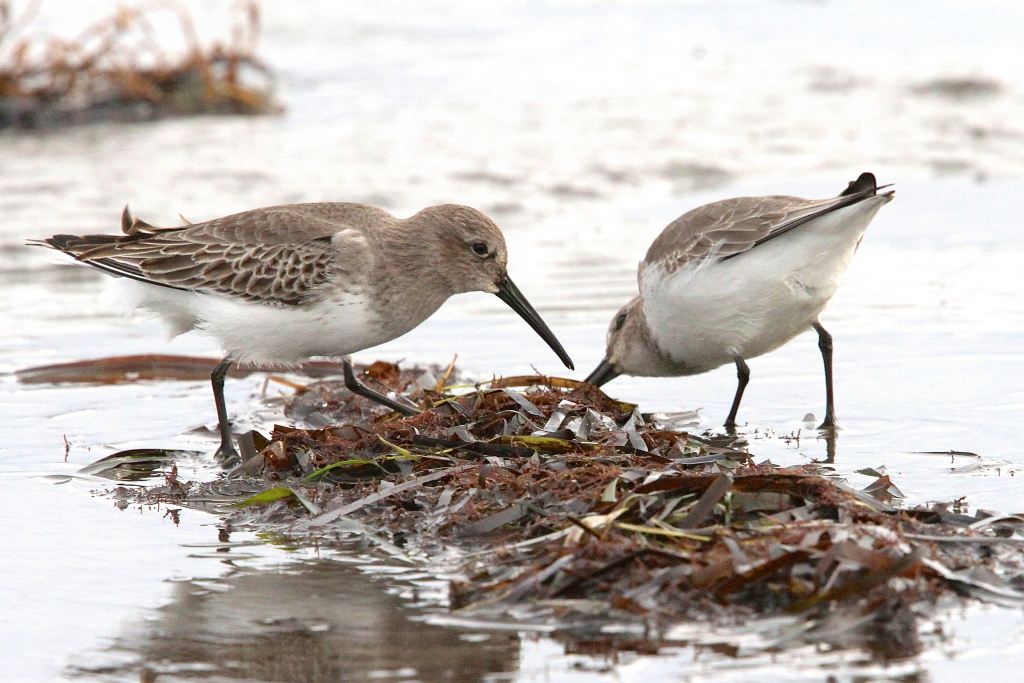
left=724, top=356, right=750, bottom=430
left=211, top=357, right=238, bottom=462
left=813, top=321, right=837, bottom=430
left=343, top=359, right=419, bottom=416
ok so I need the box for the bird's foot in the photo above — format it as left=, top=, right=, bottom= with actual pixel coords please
left=215, top=441, right=240, bottom=468
left=816, top=417, right=840, bottom=433
left=343, top=360, right=420, bottom=417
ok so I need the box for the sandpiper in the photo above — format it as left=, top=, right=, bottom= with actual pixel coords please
left=39, top=202, right=574, bottom=461
left=585, top=172, right=894, bottom=430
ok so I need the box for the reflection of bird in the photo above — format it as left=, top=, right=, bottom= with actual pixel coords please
left=586, top=173, right=893, bottom=430
left=39, top=202, right=573, bottom=461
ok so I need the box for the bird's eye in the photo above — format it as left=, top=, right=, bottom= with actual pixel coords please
left=614, top=312, right=628, bottom=331
left=471, top=242, right=489, bottom=257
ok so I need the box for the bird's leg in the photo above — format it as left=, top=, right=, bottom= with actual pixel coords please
left=343, top=359, right=420, bottom=417
left=813, top=321, right=838, bottom=430
left=724, top=356, right=750, bottom=431
left=211, top=357, right=238, bottom=464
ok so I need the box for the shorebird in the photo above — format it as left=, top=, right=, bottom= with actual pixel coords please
left=585, top=172, right=894, bottom=430
left=38, top=202, right=574, bottom=461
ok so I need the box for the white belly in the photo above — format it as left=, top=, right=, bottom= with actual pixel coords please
left=105, top=278, right=407, bottom=366
left=641, top=196, right=887, bottom=373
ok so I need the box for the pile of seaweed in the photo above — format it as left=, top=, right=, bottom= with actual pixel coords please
left=0, top=0, right=279, bottom=129
left=96, top=360, right=1024, bottom=660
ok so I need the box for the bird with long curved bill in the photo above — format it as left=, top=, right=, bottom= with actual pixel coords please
left=585, top=172, right=893, bottom=431
left=37, top=202, right=574, bottom=463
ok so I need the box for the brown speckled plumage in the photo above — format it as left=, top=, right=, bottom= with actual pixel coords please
left=42, top=204, right=396, bottom=306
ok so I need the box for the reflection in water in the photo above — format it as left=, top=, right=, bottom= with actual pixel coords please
left=72, top=557, right=520, bottom=682
left=820, top=428, right=838, bottom=464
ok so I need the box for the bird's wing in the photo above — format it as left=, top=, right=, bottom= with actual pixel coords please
left=641, top=172, right=882, bottom=276
left=42, top=204, right=381, bottom=305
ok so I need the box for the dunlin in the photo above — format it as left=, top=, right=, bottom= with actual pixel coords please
left=585, top=172, right=894, bottom=430
left=39, top=202, right=574, bottom=460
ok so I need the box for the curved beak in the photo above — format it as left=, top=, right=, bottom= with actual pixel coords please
left=495, top=275, right=574, bottom=370
left=584, top=357, right=620, bottom=387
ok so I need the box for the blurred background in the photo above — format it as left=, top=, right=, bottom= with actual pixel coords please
left=3, top=1, right=1024, bottom=681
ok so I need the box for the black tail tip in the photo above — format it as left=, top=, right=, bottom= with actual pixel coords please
left=36, top=234, right=70, bottom=250
left=839, top=172, right=877, bottom=197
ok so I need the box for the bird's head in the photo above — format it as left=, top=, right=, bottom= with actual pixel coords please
left=415, top=204, right=510, bottom=295
left=585, top=297, right=668, bottom=385
left=412, top=204, right=573, bottom=370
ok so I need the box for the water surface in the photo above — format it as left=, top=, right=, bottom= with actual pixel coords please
left=3, top=1, right=1024, bottom=680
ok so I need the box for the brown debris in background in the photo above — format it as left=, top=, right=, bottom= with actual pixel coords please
left=0, top=0, right=280, bottom=129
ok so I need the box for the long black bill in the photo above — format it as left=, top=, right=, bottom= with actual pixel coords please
left=584, top=357, right=621, bottom=387
left=495, top=275, right=574, bottom=370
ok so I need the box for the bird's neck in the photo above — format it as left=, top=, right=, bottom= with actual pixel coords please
left=366, top=224, right=454, bottom=335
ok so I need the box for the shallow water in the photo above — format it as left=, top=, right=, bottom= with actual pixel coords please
left=3, top=1, right=1024, bottom=680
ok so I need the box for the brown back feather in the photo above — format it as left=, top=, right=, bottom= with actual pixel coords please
left=40, top=203, right=384, bottom=305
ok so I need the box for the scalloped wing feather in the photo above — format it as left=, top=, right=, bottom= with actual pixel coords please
left=45, top=204, right=380, bottom=306
left=641, top=172, right=883, bottom=280
left=642, top=195, right=840, bottom=276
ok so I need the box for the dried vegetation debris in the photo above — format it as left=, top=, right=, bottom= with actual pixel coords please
left=0, top=0, right=279, bottom=129
left=111, top=360, right=1024, bottom=659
